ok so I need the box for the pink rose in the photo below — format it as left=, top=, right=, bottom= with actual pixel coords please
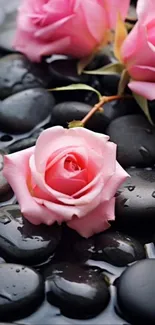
left=13, top=0, right=130, bottom=62
left=3, top=127, right=128, bottom=238
left=121, top=0, right=155, bottom=100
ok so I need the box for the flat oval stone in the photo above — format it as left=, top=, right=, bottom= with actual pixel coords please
left=106, top=115, right=155, bottom=167
left=0, top=171, right=13, bottom=202
left=8, top=129, right=42, bottom=153
left=0, top=205, right=61, bottom=265
left=0, top=54, right=51, bottom=99
left=51, top=101, right=108, bottom=133
left=45, top=263, right=110, bottom=319
left=94, top=231, right=146, bottom=266
left=0, top=88, right=54, bottom=133
left=117, top=259, right=155, bottom=324
left=115, top=168, right=155, bottom=241
left=49, top=59, right=88, bottom=87
left=0, top=263, right=44, bottom=321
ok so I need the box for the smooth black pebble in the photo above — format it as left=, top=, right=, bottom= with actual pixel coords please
left=107, top=115, right=155, bottom=167
left=45, top=263, right=110, bottom=319
left=0, top=263, right=44, bottom=321
left=115, top=167, right=155, bottom=241
left=117, top=259, right=155, bottom=324
left=94, top=231, right=146, bottom=267
left=0, top=54, right=51, bottom=99
left=49, top=58, right=88, bottom=87
left=0, top=205, right=61, bottom=265
left=0, top=171, right=14, bottom=203
left=8, top=129, right=43, bottom=153
left=0, top=88, right=54, bottom=133
left=51, top=101, right=108, bottom=133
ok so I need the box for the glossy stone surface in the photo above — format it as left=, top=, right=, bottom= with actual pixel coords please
left=0, top=263, right=44, bottom=321
left=0, top=88, right=54, bottom=133
left=7, top=129, right=42, bottom=153
left=0, top=54, right=51, bottom=99
left=115, top=168, right=155, bottom=241
left=94, top=231, right=146, bottom=267
left=45, top=263, right=110, bottom=319
left=73, top=230, right=145, bottom=266
left=107, top=115, right=155, bottom=167
left=0, top=205, right=61, bottom=265
left=51, top=101, right=108, bottom=133
left=117, top=259, right=155, bottom=324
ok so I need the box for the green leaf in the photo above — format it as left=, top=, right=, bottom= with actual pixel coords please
left=133, top=92, right=153, bottom=125
left=118, top=69, right=130, bottom=95
left=83, top=63, right=124, bottom=76
left=68, top=120, right=84, bottom=128
left=48, top=83, right=102, bottom=100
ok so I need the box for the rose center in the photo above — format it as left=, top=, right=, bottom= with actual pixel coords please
left=64, top=157, right=81, bottom=172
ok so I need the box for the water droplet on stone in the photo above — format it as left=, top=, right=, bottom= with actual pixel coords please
left=0, top=215, right=11, bottom=225
left=128, top=186, right=135, bottom=192
left=16, top=269, right=20, bottom=273
left=152, top=191, right=155, bottom=198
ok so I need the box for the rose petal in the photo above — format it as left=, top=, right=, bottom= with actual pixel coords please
left=104, top=0, right=130, bottom=29
left=128, top=65, right=155, bottom=82
left=3, top=148, right=58, bottom=225
left=128, top=80, right=155, bottom=100
left=67, top=197, right=115, bottom=238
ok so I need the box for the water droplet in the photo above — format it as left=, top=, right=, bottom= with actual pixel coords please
left=139, top=146, right=153, bottom=163
left=13, top=293, right=17, bottom=296
left=152, top=191, right=155, bottom=198
left=16, top=269, right=20, bottom=273
left=115, top=190, right=122, bottom=197
left=127, top=186, right=135, bottom=192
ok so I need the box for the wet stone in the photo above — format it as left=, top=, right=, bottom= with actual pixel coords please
left=0, top=205, right=61, bottom=265
left=8, top=128, right=43, bottom=153
left=0, top=263, right=44, bottom=321
left=51, top=101, right=108, bottom=133
left=115, top=167, right=155, bottom=241
left=117, top=259, right=155, bottom=324
left=44, top=263, right=110, bottom=319
left=49, top=59, right=88, bottom=88
left=106, top=115, right=155, bottom=167
left=73, top=230, right=145, bottom=266
left=0, top=88, right=54, bottom=133
left=93, top=231, right=146, bottom=267
left=103, top=98, right=140, bottom=124
left=0, top=54, right=51, bottom=99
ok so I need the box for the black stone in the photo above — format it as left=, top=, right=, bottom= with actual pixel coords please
left=51, top=101, right=109, bottom=133
left=45, top=263, right=110, bottom=319
left=93, top=231, right=145, bottom=267
left=8, top=129, right=43, bottom=153
left=49, top=59, right=88, bottom=87
left=117, top=259, right=155, bottom=324
left=73, top=237, right=95, bottom=262
left=103, top=98, right=141, bottom=124
left=0, top=263, right=44, bottom=321
left=0, top=54, right=51, bottom=99
left=0, top=205, right=61, bottom=265
left=0, top=88, right=54, bottom=133
left=115, top=167, right=155, bottom=242
left=107, top=115, right=155, bottom=167
left=100, top=74, right=120, bottom=96
left=0, top=171, right=14, bottom=203
left=86, top=54, right=111, bottom=71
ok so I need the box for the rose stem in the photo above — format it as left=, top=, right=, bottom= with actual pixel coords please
left=81, top=95, right=131, bottom=126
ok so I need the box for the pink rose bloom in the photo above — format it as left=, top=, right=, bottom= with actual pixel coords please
left=121, top=0, right=155, bottom=100
left=13, top=0, right=130, bottom=62
left=3, top=127, right=128, bottom=238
